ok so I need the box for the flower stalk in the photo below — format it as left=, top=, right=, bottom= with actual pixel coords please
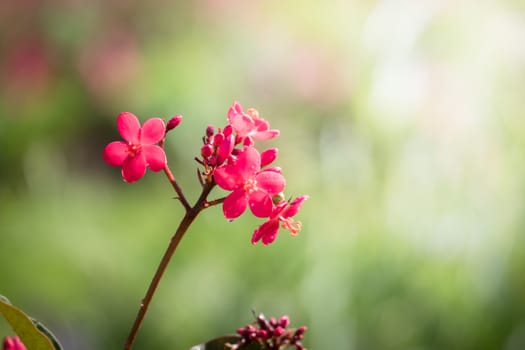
left=124, top=177, right=217, bottom=350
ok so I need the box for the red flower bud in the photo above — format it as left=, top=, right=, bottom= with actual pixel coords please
left=166, top=115, right=182, bottom=131
left=295, top=326, right=307, bottom=337
left=256, top=329, right=268, bottom=339
left=213, top=132, right=224, bottom=146
left=201, top=144, right=213, bottom=158
left=260, top=148, right=278, bottom=167
left=278, top=315, right=290, bottom=328
left=206, top=125, right=215, bottom=137
left=273, top=326, right=285, bottom=337
left=223, top=124, right=233, bottom=137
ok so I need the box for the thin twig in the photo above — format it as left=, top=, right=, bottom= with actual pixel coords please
left=163, top=165, right=190, bottom=211
left=205, top=197, right=226, bottom=208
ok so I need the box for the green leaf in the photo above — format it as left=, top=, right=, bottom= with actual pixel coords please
left=31, top=318, right=63, bottom=350
left=0, top=295, right=61, bottom=350
left=189, top=335, right=266, bottom=350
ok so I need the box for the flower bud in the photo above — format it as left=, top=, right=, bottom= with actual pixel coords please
left=260, top=148, right=278, bottom=167
left=223, top=124, right=233, bottom=137
left=201, top=144, right=214, bottom=158
left=217, top=135, right=234, bottom=165
left=256, top=329, right=268, bottom=339
left=278, top=315, right=290, bottom=328
left=166, top=115, right=182, bottom=131
left=273, top=326, right=285, bottom=337
left=213, top=132, right=224, bottom=146
left=295, top=326, right=307, bottom=337
left=206, top=125, right=215, bottom=137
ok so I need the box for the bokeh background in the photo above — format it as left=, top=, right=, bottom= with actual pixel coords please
left=1, top=0, right=525, bottom=349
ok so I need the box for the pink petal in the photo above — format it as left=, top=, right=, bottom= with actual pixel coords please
left=252, top=129, right=280, bottom=140
left=253, top=117, right=270, bottom=131
left=260, top=148, right=278, bottom=167
left=223, top=188, right=248, bottom=219
left=255, top=171, right=285, bottom=195
left=103, top=141, right=129, bottom=166
left=252, top=219, right=280, bottom=245
left=121, top=153, right=147, bottom=183
left=248, top=190, right=273, bottom=218
left=282, top=195, right=309, bottom=218
left=117, top=112, right=141, bottom=144
left=214, top=164, right=242, bottom=190
left=227, top=101, right=243, bottom=122
left=217, top=134, right=234, bottom=164
left=230, top=114, right=256, bottom=137
left=236, top=146, right=261, bottom=179
left=141, top=118, right=166, bottom=144
left=143, top=144, right=167, bottom=171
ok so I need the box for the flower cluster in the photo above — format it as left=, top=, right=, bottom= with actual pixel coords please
left=103, top=102, right=307, bottom=245
left=3, top=337, right=26, bottom=350
left=227, top=313, right=307, bottom=350
left=203, top=102, right=307, bottom=245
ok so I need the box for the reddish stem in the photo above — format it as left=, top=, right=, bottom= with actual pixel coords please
left=163, top=164, right=190, bottom=211
left=123, top=180, right=216, bottom=350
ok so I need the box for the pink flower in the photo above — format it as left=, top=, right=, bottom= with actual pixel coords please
left=214, top=147, right=286, bottom=219
left=3, top=336, right=26, bottom=350
left=252, top=195, right=308, bottom=245
left=103, top=112, right=167, bottom=183
left=227, top=102, right=280, bottom=142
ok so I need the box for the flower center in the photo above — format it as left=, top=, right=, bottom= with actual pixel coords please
left=127, top=143, right=141, bottom=157
left=244, top=178, right=259, bottom=194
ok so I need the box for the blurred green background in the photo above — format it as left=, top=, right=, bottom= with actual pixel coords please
left=1, top=1, right=525, bottom=349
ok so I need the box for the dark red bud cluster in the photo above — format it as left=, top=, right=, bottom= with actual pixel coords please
left=198, top=124, right=235, bottom=170
left=227, top=313, right=307, bottom=350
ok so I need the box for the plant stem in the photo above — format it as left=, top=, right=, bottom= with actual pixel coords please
left=163, top=165, right=191, bottom=211
left=123, top=181, right=216, bottom=350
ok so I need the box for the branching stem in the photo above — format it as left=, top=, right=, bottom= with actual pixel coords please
left=123, top=177, right=216, bottom=350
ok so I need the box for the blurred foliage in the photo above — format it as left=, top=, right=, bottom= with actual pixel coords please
left=1, top=0, right=525, bottom=349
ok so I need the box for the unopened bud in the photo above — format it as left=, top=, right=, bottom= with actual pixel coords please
left=223, top=124, right=233, bottom=137
left=278, top=315, right=290, bottom=328
left=213, top=132, right=224, bottom=146
left=295, top=326, right=307, bottom=338
left=206, top=125, right=215, bottom=138
left=260, top=148, right=278, bottom=167
left=256, top=329, right=268, bottom=339
left=273, top=326, right=285, bottom=337
left=166, top=115, right=182, bottom=131
left=201, top=144, right=214, bottom=158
